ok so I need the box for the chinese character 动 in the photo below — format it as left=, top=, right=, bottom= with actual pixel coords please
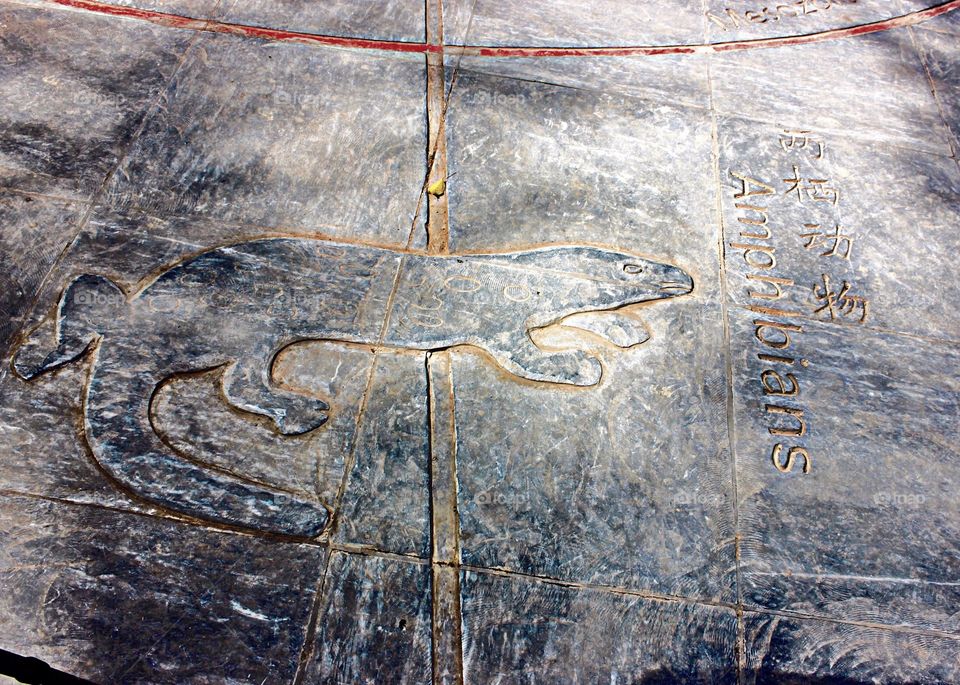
left=800, top=223, right=854, bottom=260
left=812, top=274, right=869, bottom=323
left=779, top=129, right=825, bottom=159
left=783, top=165, right=839, bottom=205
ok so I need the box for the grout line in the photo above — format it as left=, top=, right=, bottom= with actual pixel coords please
left=291, top=550, right=335, bottom=685
left=705, top=49, right=746, bottom=684
left=31, top=0, right=960, bottom=58
left=330, top=541, right=430, bottom=564
left=425, top=0, right=450, bottom=254
left=743, top=605, right=960, bottom=642
left=700, top=6, right=750, bottom=681
left=907, top=24, right=960, bottom=159
left=459, top=563, right=960, bottom=642
left=427, top=351, right=465, bottom=685
left=461, top=563, right=740, bottom=611
left=0, top=486, right=327, bottom=543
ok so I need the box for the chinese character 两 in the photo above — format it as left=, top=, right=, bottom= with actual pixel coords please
left=783, top=165, right=839, bottom=205
left=799, top=223, right=854, bottom=260
left=812, top=274, right=869, bottom=323
left=779, top=129, right=825, bottom=159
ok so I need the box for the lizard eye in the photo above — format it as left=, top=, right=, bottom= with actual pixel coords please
left=623, top=263, right=644, bottom=274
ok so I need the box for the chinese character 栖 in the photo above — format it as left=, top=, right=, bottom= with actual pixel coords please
left=783, top=165, right=839, bottom=205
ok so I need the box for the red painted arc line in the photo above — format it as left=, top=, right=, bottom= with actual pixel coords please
left=45, top=0, right=960, bottom=57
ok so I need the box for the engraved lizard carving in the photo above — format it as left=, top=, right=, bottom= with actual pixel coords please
left=11, top=238, right=693, bottom=538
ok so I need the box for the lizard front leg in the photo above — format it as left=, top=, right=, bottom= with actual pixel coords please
left=222, top=354, right=330, bottom=435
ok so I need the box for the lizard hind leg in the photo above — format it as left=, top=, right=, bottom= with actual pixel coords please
left=489, top=334, right=603, bottom=387
left=559, top=311, right=650, bottom=348
left=85, top=356, right=330, bottom=538
left=222, top=355, right=330, bottom=436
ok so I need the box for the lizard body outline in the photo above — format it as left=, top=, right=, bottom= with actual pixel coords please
left=12, top=237, right=693, bottom=538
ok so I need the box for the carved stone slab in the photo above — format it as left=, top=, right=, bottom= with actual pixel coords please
left=1, top=0, right=958, bottom=682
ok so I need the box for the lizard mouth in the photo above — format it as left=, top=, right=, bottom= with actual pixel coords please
left=659, top=281, right=693, bottom=295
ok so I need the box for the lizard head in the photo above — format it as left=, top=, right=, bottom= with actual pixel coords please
left=506, top=245, right=693, bottom=310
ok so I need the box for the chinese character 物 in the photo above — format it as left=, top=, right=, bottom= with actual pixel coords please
left=812, top=274, right=869, bottom=323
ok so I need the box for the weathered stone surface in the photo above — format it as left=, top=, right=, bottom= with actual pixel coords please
left=445, top=64, right=732, bottom=600
left=443, top=0, right=707, bottom=47
left=0, top=493, right=325, bottom=683
left=453, top=298, right=736, bottom=601
left=743, top=610, right=960, bottom=684
left=0, top=191, right=82, bottom=360
left=105, top=33, right=427, bottom=244
left=444, top=68, right=719, bottom=285
left=301, top=551, right=432, bottom=684
left=0, top=3, right=195, bottom=199
left=221, top=0, right=426, bottom=43
left=711, top=30, right=954, bottom=155
left=732, top=308, right=960, bottom=632
left=460, top=569, right=739, bottom=683
left=1, top=0, right=960, bottom=682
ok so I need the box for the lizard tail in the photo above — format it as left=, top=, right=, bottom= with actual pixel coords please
left=13, top=275, right=124, bottom=380
left=13, top=274, right=329, bottom=538
left=82, top=346, right=330, bottom=539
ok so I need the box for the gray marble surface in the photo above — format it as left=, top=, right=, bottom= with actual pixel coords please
left=711, top=31, right=955, bottom=156
left=0, top=4, right=195, bottom=199
left=220, top=0, right=426, bottom=43
left=1, top=0, right=959, bottom=682
left=105, top=32, right=428, bottom=245
left=443, top=0, right=708, bottom=48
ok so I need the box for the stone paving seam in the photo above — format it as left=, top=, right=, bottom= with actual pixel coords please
left=462, top=562, right=960, bottom=641
left=426, top=0, right=450, bottom=255
left=332, top=541, right=431, bottom=564
left=705, top=48, right=748, bottom=685
left=728, top=302, right=960, bottom=349
left=447, top=64, right=715, bottom=114
left=0, top=184, right=84, bottom=205
left=460, top=563, right=740, bottom=610
left=745, top=606, right=960, bottom=641
left=910, top=25, right=960, bottom=159
left=291, top=550, right=335, bottom=685
left=427, top=350, right=465, bottom=685
left=0, top=486, right=332, bottom=542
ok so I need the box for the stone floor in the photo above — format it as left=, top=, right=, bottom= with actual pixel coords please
left=0, top=0, right=959, bottom=683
